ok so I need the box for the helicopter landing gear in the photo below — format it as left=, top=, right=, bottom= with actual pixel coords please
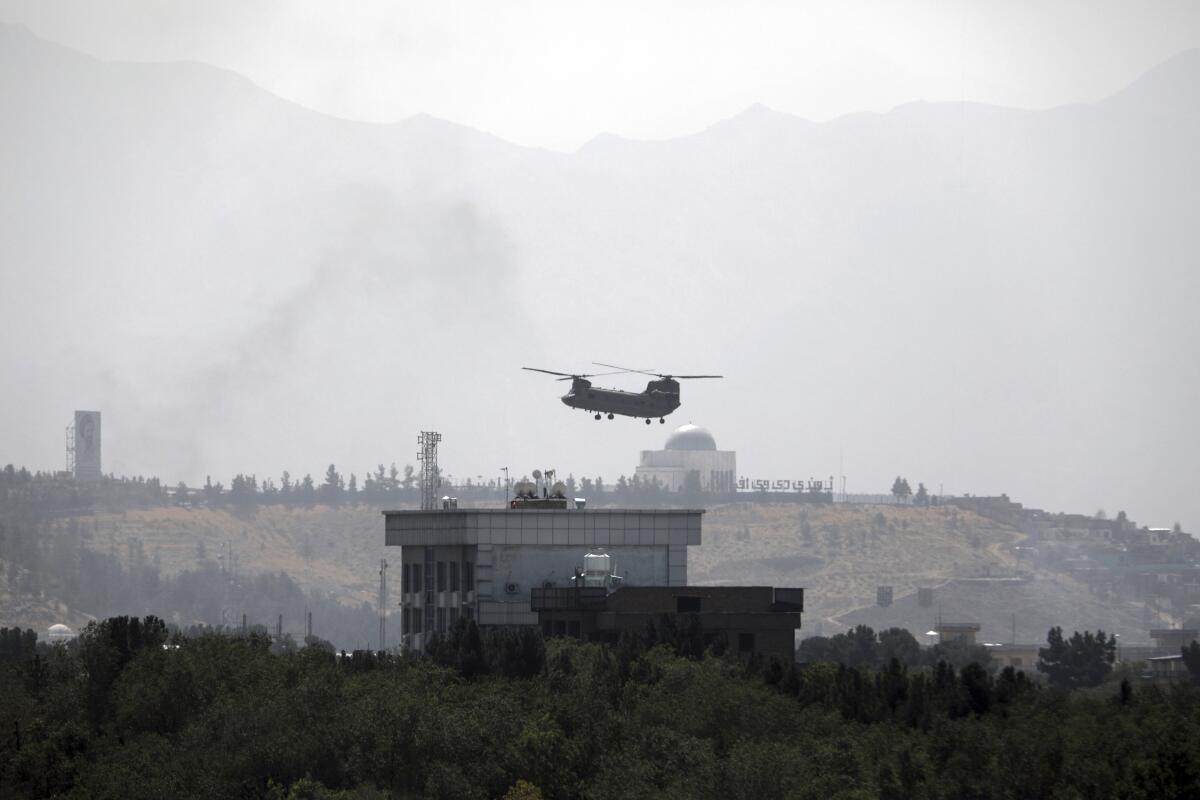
left=607, top=413, right=614, bottom=420
left=645, top=418, right=652, bottom=425
left=659, top=418, right=666, bottom=424
left=594, top=413, right=602, bottom=420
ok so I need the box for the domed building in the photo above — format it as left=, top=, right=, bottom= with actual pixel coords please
left=47, top=623, right=76, bottom=643
left=635, top=423, right=736, bottom=493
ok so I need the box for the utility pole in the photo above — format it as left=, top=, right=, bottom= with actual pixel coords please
left=378, top=559, right=388, bottom=651
left=501, top=466, right=509, bottom=503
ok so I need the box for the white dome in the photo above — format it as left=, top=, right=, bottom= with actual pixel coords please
left=47, top=624, right=75, bottom=640
left=665, top=423, right=717, bottom=451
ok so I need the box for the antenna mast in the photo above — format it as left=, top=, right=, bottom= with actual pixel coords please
left=417, top=431, right=442, bottom=511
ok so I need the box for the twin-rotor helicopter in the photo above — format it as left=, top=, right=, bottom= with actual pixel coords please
left=522, top=362, right=722, bottom=424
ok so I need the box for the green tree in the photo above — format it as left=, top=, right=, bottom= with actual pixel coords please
left=1037, top=627, right=1116, bottom=689
left=320, top=465, right=343, bottom=505
left=1181, top=641, right=1200, bottom=685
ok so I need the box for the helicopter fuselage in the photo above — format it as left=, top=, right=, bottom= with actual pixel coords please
left=561, top=377, right=681, bottom=420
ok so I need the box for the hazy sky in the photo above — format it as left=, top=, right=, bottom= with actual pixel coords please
left=2, top=0, right=1199, bottom=149
left=2, top=2, right=1199, bottom=535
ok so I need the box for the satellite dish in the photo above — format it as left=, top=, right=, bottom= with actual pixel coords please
left=532, top=469, right=542, bottom=479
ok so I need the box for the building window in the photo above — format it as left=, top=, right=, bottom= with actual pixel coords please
left=568, top=620, right=581, bottom=638
left=448, top=607, right=459, bottom=628
left=464, top=605, right=475, bottom=622
left=464, top=562, right=475, bottom=592
left=411, top=609, right=422, bottom=634
left=436, top=607, right=445, bottom=633
left=738, top=633, right=755, bottom=653
left=411, top=564, right=422, bottom=594
left=437, top=561, right=447, bottom=592
left=553, top=620, right=567, bottom=636
left=401, top=563, right=410, bottom=594
left=542, top=621, right=552, bottom=636
left=450, top=561, right=460, bottom=592
left=677, top=596, right=702, bottom=613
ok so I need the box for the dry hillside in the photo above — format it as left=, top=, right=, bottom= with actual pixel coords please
left=692, top=503, right=1026, bottom=630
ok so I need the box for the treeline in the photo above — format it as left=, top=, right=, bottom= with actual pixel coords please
left=0, top=511, right=377, bottom=650
left=2, top=462, right=742, bottom=515
left=798, top=624, right=1124, bottom=692
left=2, top=616, right=1200, bottom=799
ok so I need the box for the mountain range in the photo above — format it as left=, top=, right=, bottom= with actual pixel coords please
left=2, top=24, right=1197, bottom=530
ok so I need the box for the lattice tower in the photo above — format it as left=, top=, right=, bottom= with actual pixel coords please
left=417, top=431, right=442, bottom=511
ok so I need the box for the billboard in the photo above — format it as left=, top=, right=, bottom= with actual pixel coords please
left=74, top=410, right=101, bottom=482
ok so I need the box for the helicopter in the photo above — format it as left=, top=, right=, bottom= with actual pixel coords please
left=522, top=362, right=722, bottom=424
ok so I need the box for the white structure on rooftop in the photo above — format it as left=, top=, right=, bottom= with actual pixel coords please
left=635, top=423, right=736, bottom=492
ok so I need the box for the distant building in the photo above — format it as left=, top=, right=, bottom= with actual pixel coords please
left=46, top=623, right=76, bottom=643
left=72, top=410, right=102, bottom=482
left=934, top=621, right=981, bottom=645
left=1146, top=653, right=1187, bottom=681
left=1149, top=628, right=1199, bottom=654
left=532, top=585, right=804, bottom=662
left=635, top=423, right=736, bottom=492
left=986, top=642, right=1041, bottom=670
left=384, top=501, right=703, bottom=652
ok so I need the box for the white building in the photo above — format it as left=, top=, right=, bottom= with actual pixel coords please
left=47, top=623, right=76, bottom=643
left=384, top=505, right=703, bottom=651
left=635, top=423, right=736, bottom=493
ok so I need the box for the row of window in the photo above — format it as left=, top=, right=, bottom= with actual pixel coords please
left=401, top=560, right=475, bottom=594
left=401, top=604, right=474, bottom=634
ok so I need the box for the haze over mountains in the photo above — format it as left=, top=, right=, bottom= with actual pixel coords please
left=2, top=24, right=1198, bottom=529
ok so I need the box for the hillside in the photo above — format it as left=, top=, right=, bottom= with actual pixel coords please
left=5, top=499, right=1164, bottom=650
left=693, top=503, right=1021, bottom=629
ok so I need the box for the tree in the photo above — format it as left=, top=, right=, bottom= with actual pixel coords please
left=320, top=465, right=343, bottom=504
left=1182, top=641, right=1200, bottom=685
left=174, top=481, right=189, bottom=504
left=891, top=477, right=912, bottom=500
left=878, top=628, right=922, bottom=667
left=1037, top=627, right=1116, bottom=690
left=914, top=483, right=929, bottom=506
left=298, top=474, right=316, bottom=505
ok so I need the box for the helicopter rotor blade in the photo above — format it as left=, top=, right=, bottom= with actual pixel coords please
left=522, top=367, right=576, bottom=378
left=525, top=366, right=631, bottom=381
left=672, top=374, right=724, bottom=379
left=592, top=362, right=658, bottom=377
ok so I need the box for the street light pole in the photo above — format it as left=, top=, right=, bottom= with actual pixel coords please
left=501, top=467, right=509, bottom=504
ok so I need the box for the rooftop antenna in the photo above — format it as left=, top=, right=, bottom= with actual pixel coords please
left=501, top=466, right=510, bottom=503
left=417, top=431, right=442, bottom=511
